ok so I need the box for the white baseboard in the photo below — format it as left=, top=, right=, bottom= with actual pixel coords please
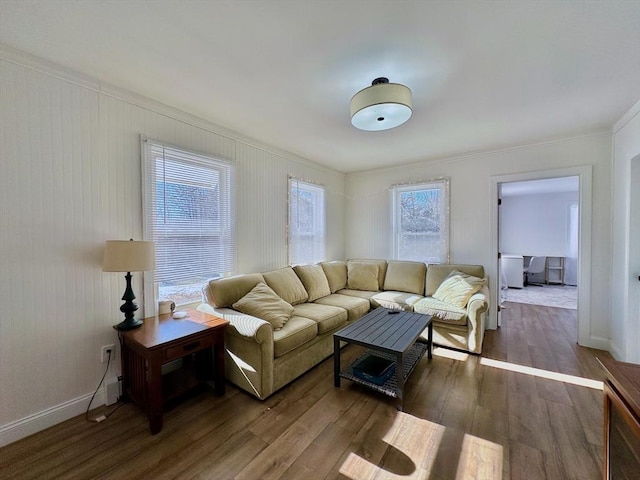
left=608, top=340, right=624, bottom=361
left=584, top=335, right=611, bottom=353
left=0, top=386, right=108, bottom=448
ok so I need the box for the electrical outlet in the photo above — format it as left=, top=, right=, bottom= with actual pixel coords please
left=101, top=344, right=115, bottom=363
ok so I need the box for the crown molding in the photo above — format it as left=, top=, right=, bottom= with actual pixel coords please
left=0, top=44, right=342, bottom=177
left=1, top=43, right=101, bottom=91
left=347, top=130, right=611, bottom=178
left=613, top=99, right=640, bottom=133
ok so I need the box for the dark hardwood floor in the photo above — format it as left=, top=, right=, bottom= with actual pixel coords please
left=0, top=302, right=612, bottom=479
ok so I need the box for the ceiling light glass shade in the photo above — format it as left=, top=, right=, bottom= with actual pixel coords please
left=350, top=78, right=412, bottom=131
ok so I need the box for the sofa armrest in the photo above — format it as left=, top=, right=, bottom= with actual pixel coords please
left=467, top=286, right=489, bottom=318
left=197, top=304, right=272, bottom=343
left=196, top=303, right=275, bottom=399
left=465, top=285, right=490, bottom=353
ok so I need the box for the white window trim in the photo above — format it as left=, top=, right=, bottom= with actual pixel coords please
left=287, top=176, right=326, bottom=265
left=391, top=178, right=450, bottom=264
left=141, top=137, right=235, bottom=313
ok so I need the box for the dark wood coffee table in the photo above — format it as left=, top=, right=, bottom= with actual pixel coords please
left=333, top=307, right=432, bottom=411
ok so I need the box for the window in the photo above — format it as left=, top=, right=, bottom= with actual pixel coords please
left=392, top=179, right=449, bottom=263
left=288, top=177, right=325, bottom=265
left=142, top=138, right=235, bottom=307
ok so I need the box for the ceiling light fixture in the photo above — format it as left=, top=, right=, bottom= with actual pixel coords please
left=350, top=77, right=412, bottom=131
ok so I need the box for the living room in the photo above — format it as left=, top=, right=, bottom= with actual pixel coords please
left=1, top=1, right=639, bottom=478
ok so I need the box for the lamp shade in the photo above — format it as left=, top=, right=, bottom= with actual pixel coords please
left=350, top=77, right=412, bottom=131
left=102, top=240, right=155, bottom=272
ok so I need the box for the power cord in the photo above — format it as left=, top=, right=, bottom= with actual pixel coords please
left=85, top=349, right=123, bottom=423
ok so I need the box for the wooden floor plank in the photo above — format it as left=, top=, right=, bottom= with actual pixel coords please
left=509, top=441, right=549, bottom=480
left=0, top=302, right=614, bottom=480
left=546, top=401, right=601, bottom=480
left=565, top=383, right=603, bottom=447
left=325, top=402, right=399, bottom=480
left=280, top=422, right=355, bottom=480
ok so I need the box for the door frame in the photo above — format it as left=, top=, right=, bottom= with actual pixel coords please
left=490, top=165, right=600, bottom=349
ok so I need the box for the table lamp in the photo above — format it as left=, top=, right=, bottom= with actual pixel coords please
left=103, top=239, right=155, bottom=331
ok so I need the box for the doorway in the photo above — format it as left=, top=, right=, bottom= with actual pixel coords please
left=490, top=166, right=593, bottom=347
left=499, top=177, right=579, bottom=314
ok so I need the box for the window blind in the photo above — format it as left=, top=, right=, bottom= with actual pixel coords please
left=142, top=138, right=235, bottom=304
left=288, top=177, right=325, bottom=265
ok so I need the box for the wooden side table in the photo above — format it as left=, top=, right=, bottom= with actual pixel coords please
left=117, top=309, right=228, bottom=434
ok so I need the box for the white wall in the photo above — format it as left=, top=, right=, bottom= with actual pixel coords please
left=611, top=100, right=640, bottom=363
left=345, top=134, right=612, bottom=348
left=500, top=191, right=579, bottom=256
left=0, top=51, right=346, bottom=445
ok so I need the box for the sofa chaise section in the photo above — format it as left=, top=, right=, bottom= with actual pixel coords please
left=413, top=264, right=489, bottom=354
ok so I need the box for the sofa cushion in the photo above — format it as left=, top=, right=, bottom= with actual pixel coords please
left=371, top=291, right=425, bottom=311
left=206, top=273, right=265, bottom=308
left=262, top=266, right=309, bottom=305
left=292, top=303, right=348, bottom=334
left=349, top=259, right=387, bottom=290
left=293, top=264, right=331, bottom=302
left=383, top=260, right=427, bottom=295
left=347, top=262, right=380, bottom=291
left=319, top=261, right=347, bottom=293
left=413, top=297, right=468, bottom=326
left=337, top=288, right=378, bottom=304
left=433, top=272, right=484, bottom=308
left=425, top=264, right=485, bottom=296
left=232, top=282, right=294, bottom=330
left=314, top=293, right=370, bottom=321
left=273, top=316, right=318, bottom=357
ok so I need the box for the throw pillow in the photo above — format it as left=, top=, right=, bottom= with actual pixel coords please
left=448, top=269, right=486, bottom=290
left=232, top=282, right=294, bottom=330
left=383, top=260, right=426, bottom=295
left=293, top=264, right=331, bottom=302
left=347, top=262, right=379, bottom=291
left=432, top=272, right=484, bottom=308
left=262, top=266, right=309, bottom=305
left=319, top=261, right=347, bottom=293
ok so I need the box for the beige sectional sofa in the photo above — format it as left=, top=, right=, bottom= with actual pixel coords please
left=198, top=259, right=490, bottom=400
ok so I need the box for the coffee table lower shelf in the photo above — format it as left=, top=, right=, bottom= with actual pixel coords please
left=339, top=342, right=428, bottom=398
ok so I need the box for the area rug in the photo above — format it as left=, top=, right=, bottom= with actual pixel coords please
left=502, top=284, right=577, bottom=310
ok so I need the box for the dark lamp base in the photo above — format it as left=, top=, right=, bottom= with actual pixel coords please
left=114, top=271, right=143, bottom=331
left=115, top=318, right=143, bottom=331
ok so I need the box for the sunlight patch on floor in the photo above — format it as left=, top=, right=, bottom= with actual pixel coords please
left=338, top=410, right=505, bottom=479
left=455, top=434, right=503, bottom=480
left=479, top=357, right=603, bottom=390
left=339, top=411, right=445, bottom=479
left=433, top=347, right=469, bottom=362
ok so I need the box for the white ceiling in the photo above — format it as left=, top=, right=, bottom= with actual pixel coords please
left=1, top=0, right=638, bottom=173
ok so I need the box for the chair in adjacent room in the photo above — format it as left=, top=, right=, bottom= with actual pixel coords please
left=523, top=256, right=546, bottom=286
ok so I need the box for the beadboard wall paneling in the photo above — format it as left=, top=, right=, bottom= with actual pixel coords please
left=0, top=57, right=345, bottom=445
left=611, top=103, right=640, bottom=364
left=0, top=60, right=103, bottom=425
left=345, top=134, right=613, bottom=346
left=235, top=142, right=345, bottom=272
left=236, top=143, right=290, bottom=272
